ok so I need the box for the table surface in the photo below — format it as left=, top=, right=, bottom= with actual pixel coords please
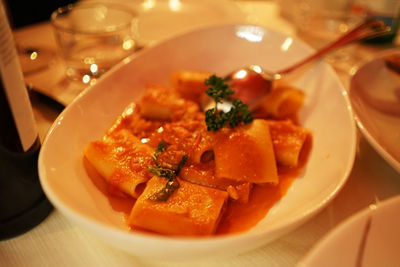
left=2, top=1, right=400, bottom=266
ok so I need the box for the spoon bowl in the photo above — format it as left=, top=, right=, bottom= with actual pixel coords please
left=207, top=17, right=390, bottom=112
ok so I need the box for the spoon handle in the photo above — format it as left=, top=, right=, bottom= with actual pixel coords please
left=277, top=17, right=390, bottom=75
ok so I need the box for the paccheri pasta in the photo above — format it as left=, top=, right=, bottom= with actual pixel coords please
left=83, top=70, right=312, bottom=236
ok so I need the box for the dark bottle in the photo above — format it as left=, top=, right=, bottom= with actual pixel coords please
left=363, top=0, right=400, bottom=44
left=0, top=1, right=52, bottom=240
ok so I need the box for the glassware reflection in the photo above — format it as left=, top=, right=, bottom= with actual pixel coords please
left=17, top=45, right=55, bottom=75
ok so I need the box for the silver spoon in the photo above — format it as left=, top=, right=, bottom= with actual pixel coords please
left=204, top=17, right=390, bottom=111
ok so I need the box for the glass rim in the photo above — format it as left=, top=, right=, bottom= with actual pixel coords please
left=50, top=2, right=137, bottom=34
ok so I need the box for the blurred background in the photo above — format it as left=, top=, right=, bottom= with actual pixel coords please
left=5, top=0, right=78, bottom=28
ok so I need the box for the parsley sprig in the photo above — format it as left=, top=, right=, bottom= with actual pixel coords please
left=205, top=75, right=234, bottom=103
left=147, top=141, right=188, bottom=202
left=205, top=75, right=253, bottom=131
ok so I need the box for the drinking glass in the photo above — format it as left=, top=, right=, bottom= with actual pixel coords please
left=51, top=2, right=139, bottom=84
left=279, top=0, right=368, bottom=76
left=291, top=0, right=366, bottom=48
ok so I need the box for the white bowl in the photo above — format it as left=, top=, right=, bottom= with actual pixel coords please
left=38, top=24, right=356, bottom=260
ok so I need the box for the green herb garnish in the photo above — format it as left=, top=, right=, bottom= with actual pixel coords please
left=204, top=75, right=253, bottom=131
left=147, top=141, right=188, bottom=202
left=175, top=154, right=188, bottom=175
left=147, top=165, right=175, bottom=179
left=152, top=140, right=169, bottom=162
left=205, top=75, right=234, bottom=103
left=147, top=177, right=180, bottom=202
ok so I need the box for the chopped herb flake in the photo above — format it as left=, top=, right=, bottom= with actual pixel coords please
left=147, top=141, right=188, bottom=202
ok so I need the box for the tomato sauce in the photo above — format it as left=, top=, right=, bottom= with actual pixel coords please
left=85, top=134, right=311, bottom=235
left=217, top=135, right=311, bottom=234
left=84, top=82, right=312, bottom=236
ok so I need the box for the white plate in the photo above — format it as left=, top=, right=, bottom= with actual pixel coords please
left=298, top=195, right=400, bottom=267
left=38, top=24, right=356, bottom=260
left=349, top=52, right=400, bottom=174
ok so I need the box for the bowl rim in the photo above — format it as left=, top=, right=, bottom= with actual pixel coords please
left=349, top=50, right=400, bottom=174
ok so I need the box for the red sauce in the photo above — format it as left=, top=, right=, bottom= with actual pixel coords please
left=217, top=173, right=296, bottom=234
left=83, top=157, right=135, bottom=214
left=215, top=131, right=265, bottom=181
left=84, top=83, right=312, bottom=236
left=85, top=134, right=312, bottom=235
left=217, top=136, right=312, bottom=234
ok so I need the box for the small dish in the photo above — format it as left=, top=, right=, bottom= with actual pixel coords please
left=349, top=51, right=400, bottom=174
left=298, top=195, right=400, bottom=267
left=38, top=24, right=356, bottom=260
